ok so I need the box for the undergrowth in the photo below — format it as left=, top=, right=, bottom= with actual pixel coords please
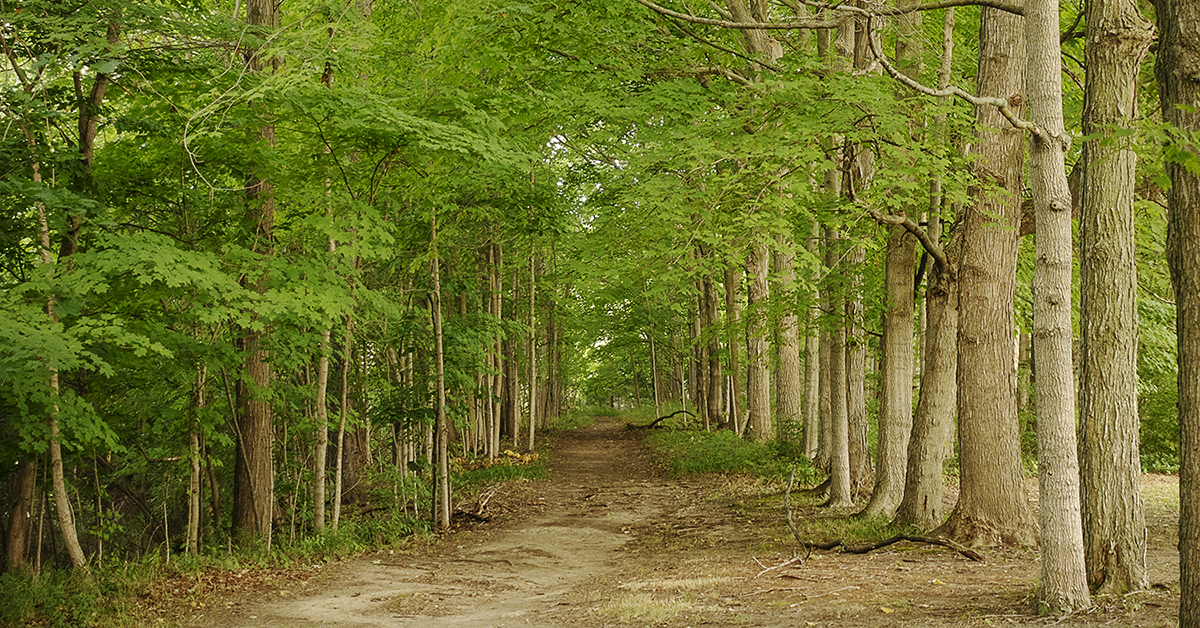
left=642, top=428, right=818, bottom=484
left=0, top=450, right=549, bottom=628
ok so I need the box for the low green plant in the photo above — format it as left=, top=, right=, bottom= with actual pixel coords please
left=643, top=429, right=816, bottom=482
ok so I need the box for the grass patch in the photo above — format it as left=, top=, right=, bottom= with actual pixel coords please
left=643, top=429, right=817, bottom=482
left=600, top=591, right=691, bottom=624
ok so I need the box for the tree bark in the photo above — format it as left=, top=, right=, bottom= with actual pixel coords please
left=894, top=233, right=960, bottom=530
left=5, top=458, right=37, bottom=572
left=724, top=266, right=745, bottom=431
left=747, top=240, right=772, bottom=441
left=1027, top=0, right=1090, bottom=607
left=936, top=7, right=1035, bottom=548
left=775, top=234, right=803, bottom=442
left=1155, top=0, right=1200, bottom=622
left=231, top=0, right=278, bottom=547
left=1079, top=0, right=1152, bottom=595
left=826, top=230, right=853, bottom=508
left=803, top=223, right=822, bottom=459
left=862, top=224, right=916, bottom=517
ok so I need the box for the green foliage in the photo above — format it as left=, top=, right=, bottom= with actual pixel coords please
left=643, top=429, right=816, bottom=482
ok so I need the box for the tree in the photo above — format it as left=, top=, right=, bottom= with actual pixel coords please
left=230, top=0, right=279, bottom=546
left=936, top=7, right=1036, bottom=548
left=1154, top=0, right=1200, bottom=621
left=1078, top=0, right=1153, bottom=594
left=1026, top=0, right=1089, bottom=607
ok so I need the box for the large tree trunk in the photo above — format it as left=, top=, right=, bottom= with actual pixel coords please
left=5, top=458, right=38, bottom=572
left=1027, top=0, right=1090, bottom=608
left=936, top=7, right=1035, bottom=548
left=231, top=0, right=278, bottom=547
left=1079, top=0, right=1152, bottom=595
left=774, top=234, right=803, bottom=442
left=1155, top=0, right=1200, bottom=622
left=747, top=240, right=772, bottom=441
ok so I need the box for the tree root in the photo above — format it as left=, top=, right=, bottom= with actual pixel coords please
left=800, top=534, right=987, bottom=561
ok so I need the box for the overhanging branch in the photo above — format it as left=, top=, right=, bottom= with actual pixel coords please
left=634, top=0, right=848, bottom=29
left=864, top=15, right=1041, bottom=138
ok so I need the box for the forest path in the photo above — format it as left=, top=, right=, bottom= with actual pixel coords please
left=208, top=414, right=706, bottom=628
left=192, top=415, right=1181, bottom=628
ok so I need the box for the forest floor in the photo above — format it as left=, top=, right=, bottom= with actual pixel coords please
left=175, top=415, right=1180, bottom=628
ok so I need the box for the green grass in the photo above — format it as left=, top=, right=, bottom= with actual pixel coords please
left=642, top=428, right=818, bottom=483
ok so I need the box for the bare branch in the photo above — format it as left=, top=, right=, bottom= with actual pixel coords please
left=793, top=0, right=1023, bottom=16
left=634, top=0, right=848, bottom=29
left=868, top=209, right=952, bottom=274
left=863, top=15, right=1041, bottom=137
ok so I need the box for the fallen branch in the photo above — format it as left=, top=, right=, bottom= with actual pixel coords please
left=628, top=409, right=696, bottom=429
left=803, top=534, right=987, bottom=561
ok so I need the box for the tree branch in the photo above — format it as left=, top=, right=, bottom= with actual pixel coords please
left=795, top=0, right=1025, bottom=17
left=634, top=0, right=848, bottom=29
left=864, top=15, right=1041, bottom=138
left=868, top=209, right=952, bottom=274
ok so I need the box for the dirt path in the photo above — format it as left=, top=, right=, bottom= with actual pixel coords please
left=192, top=415, right=1181, bottom=628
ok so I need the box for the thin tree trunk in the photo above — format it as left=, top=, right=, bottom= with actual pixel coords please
left=187, top=365, right=207, bottom=554
left=803, top=223, right=822, bottom=459
left=332, top=316, right=353, bottom=532
left=431, top=222, right=452, bottom=532
left=724, top=266, right=745, bottom=430
left=1079, top=0, right=1152, bottom=595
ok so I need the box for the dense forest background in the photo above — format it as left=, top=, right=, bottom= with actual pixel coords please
left=2, top=0, right=1199, bottom=622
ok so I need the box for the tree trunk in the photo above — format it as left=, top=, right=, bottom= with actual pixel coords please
left=803, top=223, right=822, bottom=459
left=775, top=234, right=803, bottom=442
left=936, top=7, right=1035, bottom=548
left=1027, top=0, right=1090, bottom=607
left=528, top=244, right=537, bottom=451
left=431, top=224, right=452, bottom=532
left=894, top=233, right=960, bottom=530
left=845, top=246, right=872, bottom=491
left=747, top=240, right=772, bottom=441
left=187, top=366, right=207, bottom=554
left=862, top=224, right=916, bottom=517
left=231, top=0, right=278, bottom=547
left=724, top=266, right=745, bottom=431
left=1079, top=0, right=1153, bottom=595
left=703, top=272, right=723, bottom=430
left=1155, top=0, right=1200, bottom=621
left=332, top=317, right=353, bottom=531
left=5, top=458, right=37, bottom=572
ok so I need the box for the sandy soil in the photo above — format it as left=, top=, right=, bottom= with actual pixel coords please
left=181, top=415, right=1181, bottom=628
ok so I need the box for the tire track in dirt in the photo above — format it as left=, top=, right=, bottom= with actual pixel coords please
left=208, top=415, right=680, bottom=627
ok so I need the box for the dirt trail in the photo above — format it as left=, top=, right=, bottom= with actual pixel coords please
left=194, top=415, right=1181, bottom=628
left=209, top=414, right=690, bottom=627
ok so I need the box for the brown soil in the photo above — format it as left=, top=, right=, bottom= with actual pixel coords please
left=181, top=415, right=1181, bottom=627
